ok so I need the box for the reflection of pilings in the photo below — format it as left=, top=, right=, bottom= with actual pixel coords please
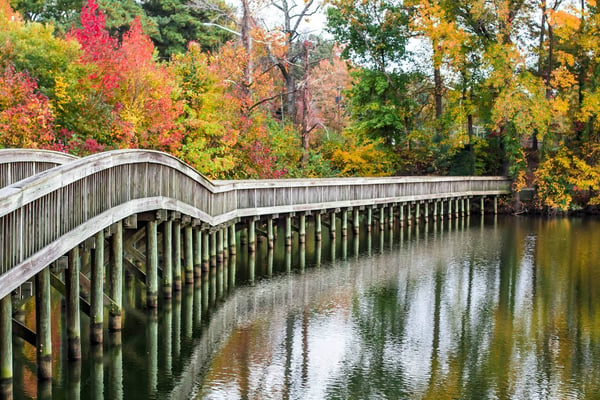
left=202, top=274, right=209, bottom=316
left=109, top=221, right=123, bottom=330
left=91, top=231, right=104, bottom=344
left=67, top=247, right=81, bottom=360
left=216, top=262, right=224, bottom=300
left=108, top=332, right=123, bottom=400
left=161, top=299, right=173, bottom=375
left=173, top=292, right=181, bottom=359
left=147, top=310, right=158, bottom=398
left=268, top=249, right=274, bottom=277
left=300, top=243, right=306, bottom=273
left=91, top=344, right=103, bottom=400
left=222, top=255, right=229, bottom=294
left=249, top=252, right=256, bottom=284
left=228, top=254, right=236, bottom=290
left=315, top=239, right=321, bottom=267
left=193, top=280, right=202, bottom=332
left=330, top=236, right=336, bottom=261
left=210, top=266, right=217, bottom=306
left=170, top=221, right=496, bottom=399
left=183, top=285, right=193, bottom=338
left=36, top=267, right=52, bottom=379
left=67, top=360, right=81, bottom=400
left=286, top=246, right=292, bottom=274
left=37, top=379, right=52, bottom=400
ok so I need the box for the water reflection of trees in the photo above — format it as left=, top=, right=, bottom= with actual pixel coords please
left=192, top=217, right=600, bottom=399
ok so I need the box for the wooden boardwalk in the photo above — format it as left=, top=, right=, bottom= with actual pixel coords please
left=0, top=148, right=511, bottom=393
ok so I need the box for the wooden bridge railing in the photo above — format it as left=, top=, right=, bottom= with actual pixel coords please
left=0, top=149, right=511, bottom=299
left=0, top=149, right=78, bottom=188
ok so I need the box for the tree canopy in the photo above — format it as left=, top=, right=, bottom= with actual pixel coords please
left=3, top=0, right=600, bottom=212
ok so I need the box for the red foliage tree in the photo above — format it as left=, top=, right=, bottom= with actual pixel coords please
left=0, top=65, right=56, bottom=149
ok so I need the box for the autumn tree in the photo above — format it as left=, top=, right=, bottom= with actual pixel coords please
left=0, top=65, right=56, bottom=149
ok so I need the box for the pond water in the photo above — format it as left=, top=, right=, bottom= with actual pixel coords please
left=12, top=216, right=600, bottom=399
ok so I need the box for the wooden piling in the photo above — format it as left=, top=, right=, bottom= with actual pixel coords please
left=109, top=221, right=123, bottom=331
left=210, top=231, right=217, bottom=266
left=341, top=210, right=348, bottom=237
left=267, top=217, right=274, bottom=249
left=285, top=215, right=292, bottom=246
left=299, top=214, right=306, bottom=243
left=36, top=268, right=52, bottom=379
left=0, top=295, right=12, bottom=387
left=367, top=207, right=372, bottom=231
left=353, top=208, right=360, bottom=235
left=315, top=213, right=322, bottom=241
left=184, top=224, right=194, bottom=283
left=248, top=219, right=256, bottom=252
left=202, top=231, right=210, bottom=268
left=173, top=220, right=182, bottom=291
left=162, top=220, right=173, bottom=298
left=399, top=204, right=404, bottom=226
left=228, top=224, right=237, bottom=255
left=66, top=247, right=81, bottom=360
left=91, top=231, right=104, bottom=344
left=217, top=229, right=224, bottom=262
left=146, top=220, right=159, bottom=308
left=330, top=211, right=336, bottom=239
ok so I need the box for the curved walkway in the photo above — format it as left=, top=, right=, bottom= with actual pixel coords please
left=0, top=149, right=511, bottom=299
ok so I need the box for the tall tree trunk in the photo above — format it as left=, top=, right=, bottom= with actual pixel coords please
left=300, top=41, right=313, bottom=166
left=240, top=0, right=252, bottom=99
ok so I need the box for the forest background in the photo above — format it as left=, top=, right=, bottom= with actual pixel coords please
left=2, top=0, right=600, bottom=212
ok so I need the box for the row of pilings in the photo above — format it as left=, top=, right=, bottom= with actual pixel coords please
left=0, top=194, right=499, bottom=399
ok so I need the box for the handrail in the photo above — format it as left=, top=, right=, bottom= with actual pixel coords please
left=0, top=148, right=79, bottom=187
left=0, top=149, right=512, bottom=299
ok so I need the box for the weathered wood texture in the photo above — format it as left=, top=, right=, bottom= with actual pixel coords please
left=0, top=149, right=511, bottom=299
left=0, top=149, right=78, bottom=188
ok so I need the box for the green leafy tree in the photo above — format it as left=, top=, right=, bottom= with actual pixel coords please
left=143, top=0, right=233, bottom=59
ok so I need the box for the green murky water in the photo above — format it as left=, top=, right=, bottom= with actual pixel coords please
left=12, top=216, right=600, bottom=399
